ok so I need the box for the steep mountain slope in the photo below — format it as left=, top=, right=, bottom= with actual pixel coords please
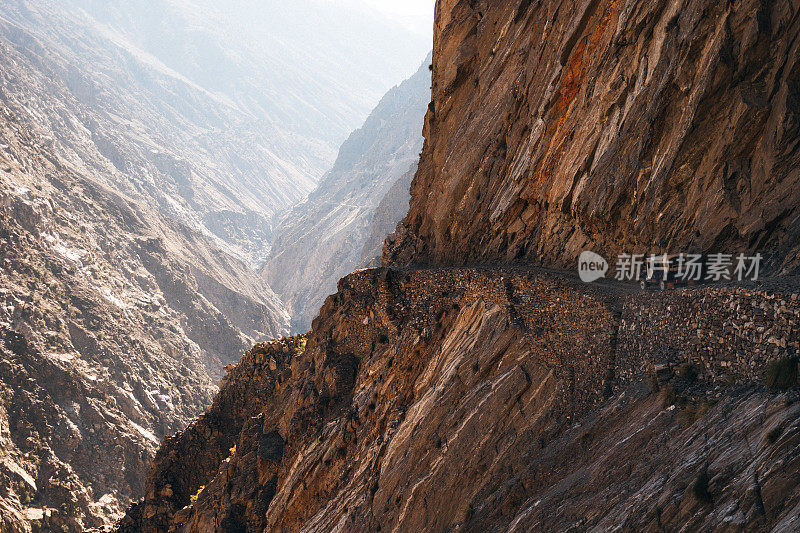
left=386, top=0, right=800, bottom=273
left=0, top=0, right=430, bottom=266
left=0, top=90, right=290, bottom=530
left=263, top=57, right=430, bottom=331
left=359, top=168, right=414, bottom=267
left=122, top=1, right=800, bottom=532
left=0, top=2, right=433, bottom=531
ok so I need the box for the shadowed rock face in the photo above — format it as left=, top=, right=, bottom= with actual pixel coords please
left=385, top=0, right=800, bottom=273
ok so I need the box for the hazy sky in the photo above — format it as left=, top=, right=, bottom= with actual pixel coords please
left=358, top=0, right=435, bottom=36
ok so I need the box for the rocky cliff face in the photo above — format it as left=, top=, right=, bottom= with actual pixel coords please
left=386, top=0, right=800, bottom=273
left=121, top=267, right=800, bottom=532
left=263, top=57, right=430, bottom=331
left=122, top=1, right=800, bottom=532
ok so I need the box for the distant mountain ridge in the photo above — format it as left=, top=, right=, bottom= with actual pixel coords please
left=263, top=54, right=431, bottom=332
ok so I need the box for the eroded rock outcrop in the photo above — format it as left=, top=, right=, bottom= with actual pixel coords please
left=386, top=0, right=800, bottom=273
